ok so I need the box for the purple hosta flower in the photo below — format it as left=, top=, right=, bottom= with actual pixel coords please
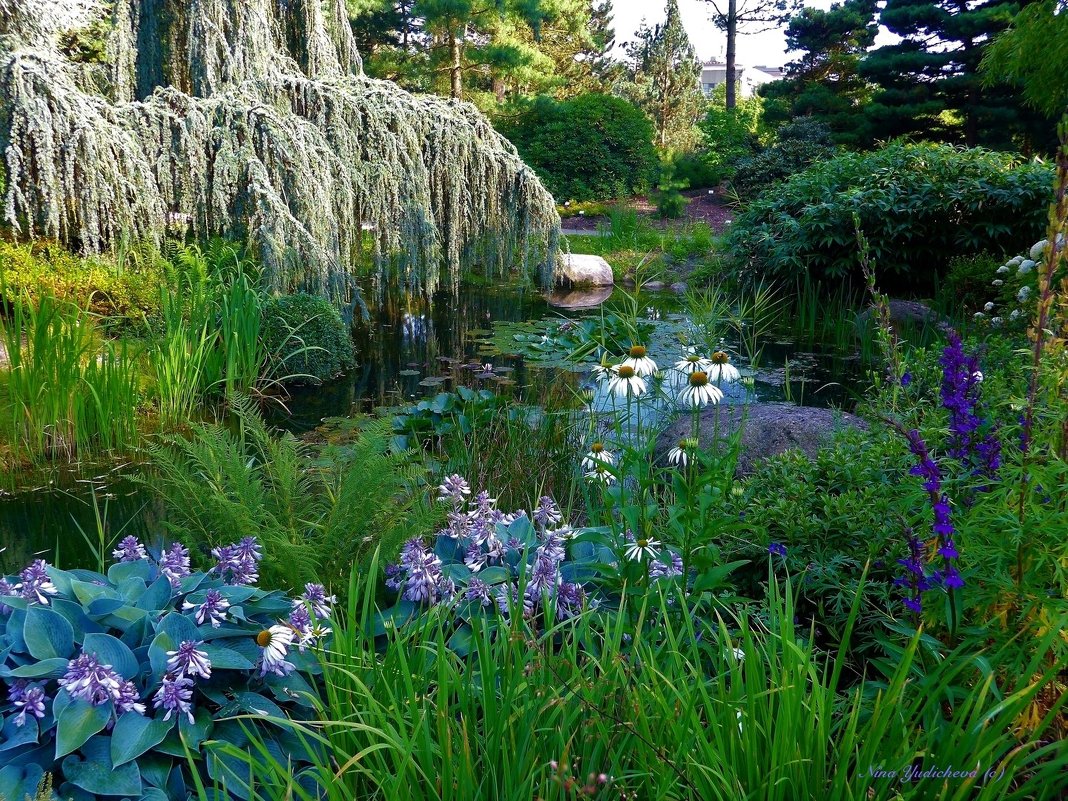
left=533, top=496, right=563, bottom=530
left=58, top=653, right=123, bottom=706
left=288, top=605, right=317, bottom=650
left=166, top=640, right=212, bottom=679
left=464, top=578, right=493, bottom=608
left=298, top=583, right=336, bottom=620
left=444, top=510, right=471, bottom=540
left=384, top=563, right=405, bottom=592
left=158, top=543, right=191, bottom=590
left=112, top=535, right=148, bottom=563
left=556, top=582, right=585, bottom=620
left=768, top=542, right=788, bottom=558
left=257, top=625, right=296, bottom=677
left=116, top=680, right=146, bottom=715
left=496, top=583, right=534, bottom=618
left=472, top=490, right=499, bottom=519
left=438, top=474, right=471, bottom=506
left=153, top=676, right=195, bottom=724
left=13, top=684, right=48, bottom=726
left=401, top=541, right=445, bottom=604
left=940, top=331, right=1000, bottom=482
left=18, top=560, right=58, bottom=605
left=184, top=589, right=230, bottom=627
left=0, top=577, right=16, bottom=615
left=212, top=538, right=260, bottom=586
left=649, top=552, right=684, bottom=581
left=464, top=540, right=488, bottom=572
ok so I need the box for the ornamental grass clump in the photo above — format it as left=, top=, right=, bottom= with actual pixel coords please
left=0, top=536, right=333, bottom=801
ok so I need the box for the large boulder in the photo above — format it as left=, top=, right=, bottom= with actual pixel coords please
left=857, top=299, right=950, bottom=333
left=654, top=402, right=868, bottom=476
left=555, top=254, right=614, bottom=287
left=546, top=285, right=614, bottom=308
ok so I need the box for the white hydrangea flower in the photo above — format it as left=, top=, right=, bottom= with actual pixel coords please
left=991, top=316, right=1004, bottom=326
left=1009, top=309, right=1022, bottom=321
left=1018, top=260, right=1035, bottom=275
left=992, top=279, right=1004, bottom=287
left=983, top=301, right=995, bottom=312
left=1029, top=240, right=1049, bottom=260
left=996, top=265, right=1009, bottom=274
left=973, top=311, right=985, bottom=319
left=1017, top=286, right=1032, bottom=302
left=1008, top=256, right=1024, bottom=267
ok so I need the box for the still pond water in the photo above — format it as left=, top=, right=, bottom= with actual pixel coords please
left=0, top=284, right=866, bottom=573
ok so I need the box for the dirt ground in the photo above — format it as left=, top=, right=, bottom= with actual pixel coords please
left=559, top=189, right=736, bottom=235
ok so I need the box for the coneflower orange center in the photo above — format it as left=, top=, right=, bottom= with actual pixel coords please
left=712, top=351, right=729, bottom=364
left=591, top=442, right=605, bottom=453
left=256, top=630, right=273, bottom=647
left=629, top=345, right=647, bottom=358
left=689, top=371, right=709, bottom=386
left=617, top=365, right=636, bottom=379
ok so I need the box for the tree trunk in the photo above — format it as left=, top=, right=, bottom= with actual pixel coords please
left=450, top=32, right=463, bottom=100
left=725, top=0, right=737, bottom=110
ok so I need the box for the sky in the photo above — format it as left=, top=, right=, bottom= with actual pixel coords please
left=610, top=0, right=837, bottom=68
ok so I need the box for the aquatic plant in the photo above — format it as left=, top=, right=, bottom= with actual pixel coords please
left=0, top=0, right=559, bottom=298
left=0, top=538, right=330, bottom=801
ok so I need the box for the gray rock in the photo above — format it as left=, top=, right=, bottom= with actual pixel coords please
left=555, top=253, right=614, bottom=287
left=546, top=286, right=614, bottom=308
left=654, top=402, right=868, bottom=476
left=670, top=282, right=689, bottom=293
left=858, top=299, right=950, bottom=332
left=643, top=281, right=666, bottom=291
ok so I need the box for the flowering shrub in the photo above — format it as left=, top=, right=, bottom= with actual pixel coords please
left=378, top=476, right=682, bottom=651
left=972, top=236, right=1062, bottom=328
left=0, top=538, right=332, bottom=800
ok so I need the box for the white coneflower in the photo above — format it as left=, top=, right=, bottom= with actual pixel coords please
left=607, top=364, right=647, bottom=398
left=621, top=345, right=657, bottom=377
left=667, top=437, right=698, bottom=468
left=585, top=464, right=616, bottom=484
left=625, top=537, right=661, bottom=561
left=581, top=442, right=616, bottom=471
left=707, top=351, right=740, bottom=383
left=679, top=371, right=723, bottom=408
left=257, top=625, right=295, bottom=675
left=590, top=362, right=614, bottom=382
left=674, top=350, right=713, bottom=374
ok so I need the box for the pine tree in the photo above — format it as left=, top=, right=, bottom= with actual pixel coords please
left=620, top=0, right=705, bottom=150
left=760, top=0, right=877, bottom=145
left=861, top=0, right=1053, bottom=148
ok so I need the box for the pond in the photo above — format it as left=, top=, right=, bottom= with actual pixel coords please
left=0, top=283, right=867, bottom=572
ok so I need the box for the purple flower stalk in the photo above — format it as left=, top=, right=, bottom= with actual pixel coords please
left=940, top=331, right=1001, bottom=482
left=464, top=577, right=493, bottom=607
left=767, top=543, right=788, bottom=558
left=298, top=583, right=336, bottom=619
left=0, top=577, right=16, bottom=615
left=649, top=551, right=684, bottom=581
left=211, top=537, right=261, bottom=586
left=533, top=496, right=563, bottom=530
left=166, top=641, right=212, bottom=679
left=184, top=589, right=230, bottom=627
left=158, top=544, right=191, bottom=590
left=13, top=684, right=48, bottom=726
left=903, top=428, right=963, bottom=602
left=58, top=653, right=124, bottom=706
left=18, top=560, right=58, bottom=605
left=112, top=536, right=148, bottom=563
left=556, top=582, right=585, bottom=619
left=153, top=676, right=195, bottom=724
left=116, top=679, right=146, bottom=714
left=400, top=539, right=446, bottom=603
left=437, top=474, right=471, bottom=506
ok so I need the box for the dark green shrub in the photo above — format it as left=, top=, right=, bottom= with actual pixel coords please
left=667, top=150, right=720, bottom=190
left=725, top=142, right=1052, bottom=289
left=938, top=252, right=1005, bottom=314
left=262, top=292, right=355, bottom=383
left=654, top=160, right=689, bottom=219
left=696, top=89, right=765, bottom=185
left=730, top=117, right=837, bottom=200
left=497, top=94, right=657, bottom=202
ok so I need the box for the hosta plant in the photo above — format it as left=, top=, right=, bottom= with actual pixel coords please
left=0, top=538, right=332, bottom=801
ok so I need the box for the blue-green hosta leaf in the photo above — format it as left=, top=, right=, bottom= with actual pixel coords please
left=1, top=656, right=69, bottom=679
left=82, top=633, right=140, bottom=679
left=62, top=736, right=142, bottom=796
left=156, top=612, right=200, bottom=643
left=0, top=713, right=40, bottom=752
left=107, top=559, right=155, bottom=585
left=0, top=764, right=46, bottom=801
left=55, top=699, right=113, bottom=758
left=71, top=579, right=121, bottom=606
left=111, top=713, right=174, bottom=766
left=24, top=605, right=75, bottom=660
left=199, top=642, right=255, bottom=670
left=138, top=753, right=174, bottom=788
left=136, top=577, right=173, bottom=611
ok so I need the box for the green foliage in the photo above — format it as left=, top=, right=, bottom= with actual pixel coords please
left=0, top=290, right=139, bottom=463
left=261, top=293, right=355, bottom=385
left=0, top=547, right=327, bottom=801
left=981, top=0, right=1068, bottom=119
left=939, top=252, right=1006, bottom=315
left=497, top=94, right=657, bottom=202
left=618, top=0, right=705, bottom=151
left=653, top=159, right=689, bottom=219
left=665, top=150, right=720, bottom=190
left=725, top=142, right=1052, bottom=288
left=729, top=117, right=837, bottom=200
left=0, top=240, right=166, bottom=326
left=143, top=396, right=435, bottom=593
left=207, top=566, right=1068, bottom=800
left=861, top=0, right=1055, bottom=149
left=697, top=85, right=765, bottom=185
